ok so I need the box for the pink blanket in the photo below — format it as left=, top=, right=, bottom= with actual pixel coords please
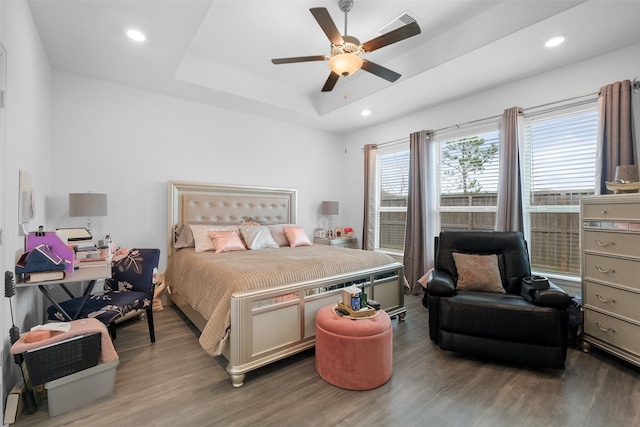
left=10, top=318, right=118, bottom=363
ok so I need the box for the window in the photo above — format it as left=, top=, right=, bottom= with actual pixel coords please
left=435, top=126, right=500, bottom=231
left=376, top=146, right=410, bottom=253
left=522, top=106, right=598, bottom=276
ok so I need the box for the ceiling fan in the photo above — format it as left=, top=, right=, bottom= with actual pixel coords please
left=271, top=0, right=421, bottom=92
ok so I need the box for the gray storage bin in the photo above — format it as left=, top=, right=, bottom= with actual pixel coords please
left=44, top=358, right=119, bottom=416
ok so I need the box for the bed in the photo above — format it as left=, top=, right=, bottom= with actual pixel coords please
left=164, top=181, right=406, bottom=387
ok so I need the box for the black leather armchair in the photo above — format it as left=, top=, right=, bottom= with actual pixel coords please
left=423, top=231, right=571, bottom=368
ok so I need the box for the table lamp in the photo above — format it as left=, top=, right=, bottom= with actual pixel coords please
left=321, top=201, right=339, bottom=237
left=69, top=192, right=108, bottom=232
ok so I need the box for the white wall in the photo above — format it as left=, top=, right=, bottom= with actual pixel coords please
left=340, top=42, right=640, bottom=244
left=48, top=71, right=346, bottom=270
left=1, top=0, right=53, bottom=399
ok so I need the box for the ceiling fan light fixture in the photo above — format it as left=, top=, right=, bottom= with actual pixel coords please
left=329, top=53, right=363, bottom=77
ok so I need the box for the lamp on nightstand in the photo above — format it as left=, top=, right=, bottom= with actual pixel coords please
left=69, top=192, right=108, bottom=232
left=321, top=201, right=339, bottom=237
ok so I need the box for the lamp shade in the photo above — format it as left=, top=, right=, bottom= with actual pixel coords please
left=328, top=53, right=363, bottom=77
left=321, top=201, right=339, bottom=215
left=69, top=193, right=108, bottom=217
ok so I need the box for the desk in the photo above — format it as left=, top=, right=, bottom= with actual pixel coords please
left=16, top=266, right=111, bottom=321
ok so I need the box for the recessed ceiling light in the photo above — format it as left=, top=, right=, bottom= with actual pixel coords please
left=126, top=30, right=146, bottom=42
left=544, top=35, right=565, bottom=48
left=361, top=110, right=371, bottom=117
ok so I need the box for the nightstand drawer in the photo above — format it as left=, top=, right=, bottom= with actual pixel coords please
left=584, top=230, right=640, bottom=258
left=583, top=202, right=640, bottom=221
left=584, top=281, right=640, bottom=322
left=584, top=253, right=640, bottom=289
left=313, top=237, right=358, bottom=249
left=584, top=309, right=640, bottom=356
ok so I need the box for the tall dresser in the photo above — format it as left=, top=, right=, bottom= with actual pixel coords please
left=580, top=194, right=640, bottom=367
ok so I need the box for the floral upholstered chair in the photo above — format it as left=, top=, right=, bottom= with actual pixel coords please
left=48, top=248, right=161, bottom=342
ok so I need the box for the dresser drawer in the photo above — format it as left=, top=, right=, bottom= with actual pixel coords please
left=583, top=253, right=640, bottom=289
left=583, top=201, right=640, bottom=221
left=583, top=230, right=640, bottom=258
left=584, top=309, right=640, bottom=356
left=584, top=281, right=640, bottom=322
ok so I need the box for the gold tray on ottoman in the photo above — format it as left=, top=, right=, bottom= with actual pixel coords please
left=336, top=302, right=378, bottom=319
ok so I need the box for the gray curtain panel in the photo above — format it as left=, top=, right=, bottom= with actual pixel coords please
left=403, top=130, right=434, bottom=294
left=495, top=106, right=524, bottom=232
left=632, top=81, right=640, bottom=167
left=596, top=80, right=636, bottom=194
left=362, top=144, right=377, bottom=251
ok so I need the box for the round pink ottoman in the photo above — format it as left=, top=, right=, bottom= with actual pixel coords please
left=315, top=304, right=392, bottom=390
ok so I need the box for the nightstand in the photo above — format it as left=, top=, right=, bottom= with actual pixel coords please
left=314, top=237, right=358, bottom=249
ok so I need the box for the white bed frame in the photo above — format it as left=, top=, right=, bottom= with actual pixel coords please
left=166, top=181, right=406, bottom=387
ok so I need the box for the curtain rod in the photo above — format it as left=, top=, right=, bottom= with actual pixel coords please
left=367, top=79, right=635, bottom=150
left=433, top=91, right=599, bottom=134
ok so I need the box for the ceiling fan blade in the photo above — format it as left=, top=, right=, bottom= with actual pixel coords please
left=321, top=72, right=340, bottom=92
left=361, top=21, right=421, bottom=53
left=310, top=7, right=344, bottom=46
left=271, top=55, right=328, bottom=64
left=361, top=60, right=401, bottom=83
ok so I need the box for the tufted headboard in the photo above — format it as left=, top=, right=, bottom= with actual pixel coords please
left=167, top=181, right=297, bottom=256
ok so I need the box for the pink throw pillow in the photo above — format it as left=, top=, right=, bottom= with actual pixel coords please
left=282, top=226, right=312, bottom=248
left=207, top=230, right=247, bottom=254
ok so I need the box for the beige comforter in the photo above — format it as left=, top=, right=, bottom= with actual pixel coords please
left=164, top=245, right=397, bottom=356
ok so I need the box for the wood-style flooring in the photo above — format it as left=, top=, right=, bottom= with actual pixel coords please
left=13, top=295, right=640, bottom=427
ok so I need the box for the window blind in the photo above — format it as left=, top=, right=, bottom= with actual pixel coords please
left=523, top=107, right=598, bottom=275
left=377, top=149, right=410, bottom=251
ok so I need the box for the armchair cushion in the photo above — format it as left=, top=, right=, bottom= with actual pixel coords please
left=452, top=253, right=505, bottom=293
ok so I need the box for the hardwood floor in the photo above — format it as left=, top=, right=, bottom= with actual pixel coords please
left=14, top=295, right=640, bottom=427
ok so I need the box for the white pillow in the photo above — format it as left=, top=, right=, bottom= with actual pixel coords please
left=239, top=226, right=279, bottom=250
left=189, top=224, right=239, bottom=252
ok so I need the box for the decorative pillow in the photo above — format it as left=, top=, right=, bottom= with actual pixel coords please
left=452, top=253, right=505, bottom=293
left=173, top=224, right=195, bottom=249
left=189, top=224, right=239, bottom=252
left=239, top=225, right=279, bottom=250
left=267, top=224, right=297, bottom=246
left=207, top=230, right=247, bottom=254
left=282, top=226, right=312, bottom=248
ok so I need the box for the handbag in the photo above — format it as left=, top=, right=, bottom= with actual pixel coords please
left=15, top=244, right=68, bottom=274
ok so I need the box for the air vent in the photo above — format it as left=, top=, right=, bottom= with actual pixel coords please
left=377, top=10, right=418, bottom=35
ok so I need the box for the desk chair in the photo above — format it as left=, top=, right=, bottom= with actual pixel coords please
left=47, top=248, right=160, bottom=342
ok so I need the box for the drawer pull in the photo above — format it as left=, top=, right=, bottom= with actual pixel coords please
left=595, top=266, right=615, bottom=273
left=596, top=294, right=615, bottom=303
left=595, top=322, right=615, bottom=333
left=595, top=240, right=614, bottom=246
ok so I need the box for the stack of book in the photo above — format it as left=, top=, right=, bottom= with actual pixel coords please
left=74, top=242, right=109, bottom=268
